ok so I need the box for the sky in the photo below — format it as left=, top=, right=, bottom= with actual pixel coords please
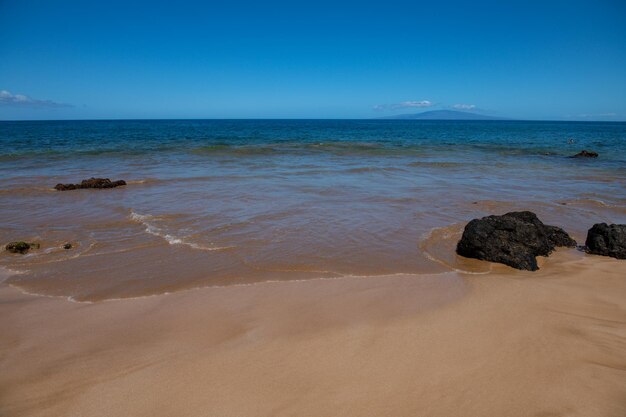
left=0, top=0, right=625, bottom=120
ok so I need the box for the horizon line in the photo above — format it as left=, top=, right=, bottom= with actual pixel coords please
left=1, top=117, right=625, bottom=123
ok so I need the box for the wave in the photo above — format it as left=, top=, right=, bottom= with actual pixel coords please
left=0, top=143, right=182, bottom=162
left=191, top=144, right=279, bottom=156
left=345, top=166, right=407, bottom=174
left=419, top=224, right=492, bottom=275
left=562, top=198, right=625, bottom=209
left=407, top=161, right=467, bottom=168
left=0, top=186, right=56, bottom=196
left=190, top=141, right=428, bottom=157
left=0, top=266, right=26, bottom=283
left=9, top=270, right=459, bottom=304
left=557, top=198, right=626, bottom=215
left=1, top=238, right=98, bottom=267
left=129, top=211, right=234, bottom=251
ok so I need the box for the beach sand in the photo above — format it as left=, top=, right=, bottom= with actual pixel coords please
left=1, top=250, right=625, bottom=417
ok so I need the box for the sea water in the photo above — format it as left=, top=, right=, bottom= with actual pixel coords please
left=1, top=119, right=624, bottom=300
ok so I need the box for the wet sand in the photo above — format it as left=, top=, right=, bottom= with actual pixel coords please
left=1, top=250, right=625, bottom=417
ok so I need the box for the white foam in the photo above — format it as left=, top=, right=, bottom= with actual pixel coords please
left=0, top=266, right=27, bottom=283
left=130, top=210, right=233, bottom=251
left=6, top=283, right=90, bottom=303
left=570, top=198, right=623, bottom=209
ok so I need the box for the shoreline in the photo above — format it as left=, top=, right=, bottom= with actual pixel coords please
left=2, top=119, right=624, bottom=302
left=2, top=268, right=463, bottom=304
left=3, top=210, right=607, bottom=303
left=1, top=250, right=625, bottom=416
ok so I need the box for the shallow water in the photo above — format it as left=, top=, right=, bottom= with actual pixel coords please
left=1, top=119, right=625, bottom=301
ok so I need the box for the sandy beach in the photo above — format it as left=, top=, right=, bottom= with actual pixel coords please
left=2, top=249, right=625, bottom=417
left=3, top=0, right=626, bottom=415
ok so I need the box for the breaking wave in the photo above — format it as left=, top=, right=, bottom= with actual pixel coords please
left=130, top=211, right=233, bottom=251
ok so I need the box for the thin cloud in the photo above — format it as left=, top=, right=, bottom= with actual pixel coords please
left=374, top=100, right=433, bottom=111
left=393, top=100, right=433, bottom=109
left=0, top=90, right=73, bottom=108
left=452, top=103, right=476, bottom=110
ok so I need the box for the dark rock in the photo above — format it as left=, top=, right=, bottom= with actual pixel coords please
left=63, top=243, right=73, bottom=250
left=54, top=183, right=78, bottom=191
left=544, top=225, right=577, bottom=248
left=55, top=178, right=127, bottom=191
left=6, top=241, right=40, bottom=254
left=571, top=150, right=598, bottom=158
left=456, top=211, right=576, bottom=271
left=585, top=223, right=626, bottom=259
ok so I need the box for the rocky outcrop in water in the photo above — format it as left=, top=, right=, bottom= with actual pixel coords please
left=5, top=241, right=40, bottom=254
left=55, top=178, right=127, bottom=191
left=456, top=211, right=576, bottom=271
left=585, top=223, right=626, bottom=259
left=63, top=243, right=73, bottom=250
left=571, top=150, right=598, bottom=158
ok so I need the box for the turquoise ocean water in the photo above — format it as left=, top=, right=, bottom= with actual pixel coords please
left=1, top=120, right=625, bottom=300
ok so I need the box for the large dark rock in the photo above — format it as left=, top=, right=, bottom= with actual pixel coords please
left=585, top=223, right=626, bottom=259
left=456, top=211, right=576, bottom=271
left=571, top=150, right=598, bottom=158
left=6, top=241, right=40, bottom=254
left=55, top=178, right=126, bottom=191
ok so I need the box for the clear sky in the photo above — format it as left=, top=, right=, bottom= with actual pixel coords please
left=1, top=0, right=625, bottom=120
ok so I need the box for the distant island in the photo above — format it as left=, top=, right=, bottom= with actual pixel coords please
left=378, top=110, right=509, bottom=120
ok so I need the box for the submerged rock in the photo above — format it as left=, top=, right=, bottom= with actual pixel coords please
left=585, top=223, right=626, bottom=259
left=55, top=178, right=127, bottom=191
left=571, top=150, right=598, bottom=158
left=456, top=211, right=576, bottom=271
left=6, top=241, right=40, bottom=254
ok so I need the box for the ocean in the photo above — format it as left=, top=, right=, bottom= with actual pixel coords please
left=1, top=119, right=625, bottom=301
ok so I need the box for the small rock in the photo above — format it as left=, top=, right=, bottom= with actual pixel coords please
left=54, top=183, right=79, bottom=191
left=456, top=211, right=576, bottom=271
left=571, top=150, right=598, bottom=158
left=6, top=241, right=40, bottom=254
left=55, top=178, right=126, bottom=191
left=63, top=243, right=73, bottom=250
left=585, top=223, right=626, bottom=259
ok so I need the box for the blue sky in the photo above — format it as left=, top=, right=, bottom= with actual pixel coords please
left=1, top=0, right=625, bottom=120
